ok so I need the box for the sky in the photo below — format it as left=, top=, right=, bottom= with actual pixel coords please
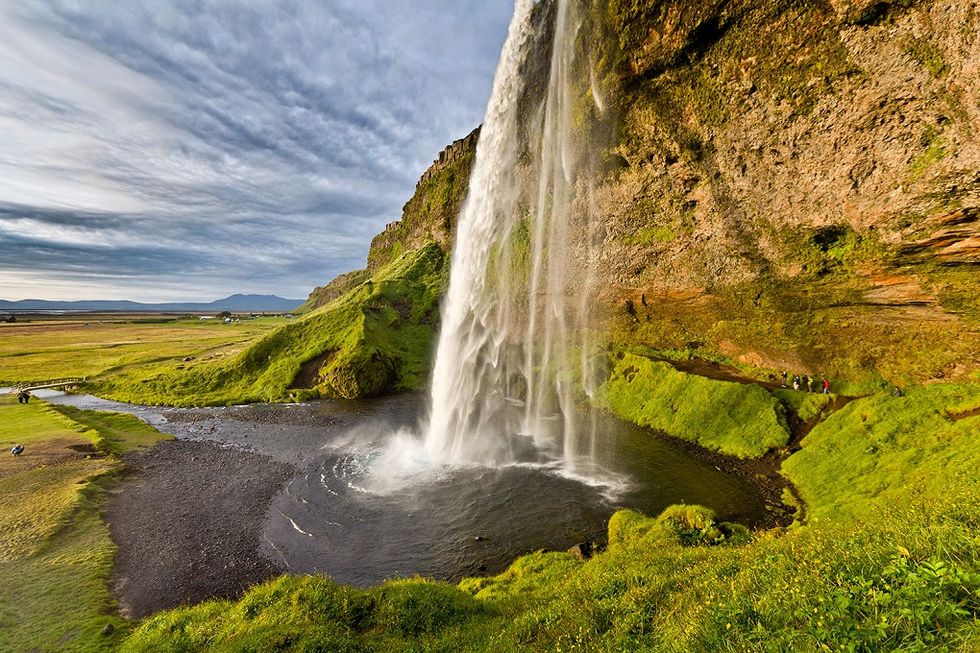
left=0, top=0, right=513, bottom=302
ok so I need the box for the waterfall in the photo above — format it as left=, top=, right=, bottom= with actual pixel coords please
left=423, top=0, right=602, bottom=471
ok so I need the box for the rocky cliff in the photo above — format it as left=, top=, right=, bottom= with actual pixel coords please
left=300, top=128, right=479, bottom=313
left=498, top=0, right=980, bottom=389
left=586, top=0, right=979, bottom=388
left=299, top=0, right=978, bottom=394
left=368, top=127, right=480, bottom=269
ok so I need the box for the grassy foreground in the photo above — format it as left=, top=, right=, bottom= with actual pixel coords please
left=121, top=380, right=980, bottom=652
left=94, top=243, right=447, bottom=405
left=0, top=395, right=170, bottom=652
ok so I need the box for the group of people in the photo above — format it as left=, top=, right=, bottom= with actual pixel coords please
left=780, top=370, right=831, bottom=394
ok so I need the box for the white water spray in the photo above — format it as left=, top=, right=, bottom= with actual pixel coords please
left=421, top=0, right=604, bottom=472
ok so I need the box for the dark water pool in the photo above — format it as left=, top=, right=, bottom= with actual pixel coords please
left=40, top=391, right=764, bottom=586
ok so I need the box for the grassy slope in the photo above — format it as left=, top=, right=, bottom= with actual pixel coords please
left=0, top=397, right=170, bottom=652
left=783, top=383, right=980, bottom=521
left=0, top=317, right=286, bottom=384
left=94, top=243, right=447, bottom=405
left=598, top=352, right=790, bottom=457
left=121, top=379, right=980, bottom=652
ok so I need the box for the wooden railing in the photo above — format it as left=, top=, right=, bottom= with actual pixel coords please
left=10, top=377, right=87, bottom=392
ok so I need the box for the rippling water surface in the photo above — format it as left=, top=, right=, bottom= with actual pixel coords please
left=40, top=391, right=764, bottom=585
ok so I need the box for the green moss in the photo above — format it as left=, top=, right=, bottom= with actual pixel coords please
left=460, top=551, right=581, bottom=603
left=903, top=35, right=950, bottom=78
left=608, top=505, right=747, bottom=550
left=907, top=124, right=949, bottom=182
left=597, top=352, right=789, bottom=458
left=772, top=389, right=832, bottom=423
left=783, top=382, right=980, bottom=522
left=94, top=243, right=448, bottom=405
left=374, top=580, right=483, bottom=637
left=122, top=575, right=492, bottom=653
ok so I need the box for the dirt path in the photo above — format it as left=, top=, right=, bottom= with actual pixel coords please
left=106, top=440, right=292, bottom=618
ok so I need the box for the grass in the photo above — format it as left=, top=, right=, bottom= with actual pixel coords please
left=783, top=382, right=980, bottom=522
left=93, top=243, right=448, bottom=405
left=0, top=396, right=170, bottom=652
left=120, top=380, right=980, bottom=652
left=0, top=317, right=286, bottom=384
left=597, top=352, right=790, bottom=458
left=772, top=388, right=832, bottom=423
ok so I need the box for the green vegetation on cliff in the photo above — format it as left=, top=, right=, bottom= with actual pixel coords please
left=94, top=243, right=447, bottom=405
left=119, top=380, right=980, bottom=652
left=598, top=352, right=789, bottom=457
left=368, top=128, right=479, bottom=271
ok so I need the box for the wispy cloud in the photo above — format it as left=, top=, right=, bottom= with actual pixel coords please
left=0, top=1, right=511, bottom=301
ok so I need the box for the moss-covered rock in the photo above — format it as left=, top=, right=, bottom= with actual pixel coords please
left=95, top=243, right=448, bottom=405
left=367, top=128, right=479, bottom=271
left=597, top=352, right=789, bottom=458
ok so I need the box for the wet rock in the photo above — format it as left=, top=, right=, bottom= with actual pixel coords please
left=567, top=541, right=595, bottom=560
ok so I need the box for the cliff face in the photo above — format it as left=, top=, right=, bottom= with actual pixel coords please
left=586, top=0, right=979, bottom=387
left=300, top=128, right=479, bottom=313
left=304, top=0, right=978, bottom=391
left=368, top=127, right=481, bottom=270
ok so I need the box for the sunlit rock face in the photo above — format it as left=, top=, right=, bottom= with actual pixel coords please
left=588, top=0, right=979, bottom=386
left=308, top=0, right=979, bottom=402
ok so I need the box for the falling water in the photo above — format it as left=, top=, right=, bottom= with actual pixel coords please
left=423, top=0, right=604, bottom=472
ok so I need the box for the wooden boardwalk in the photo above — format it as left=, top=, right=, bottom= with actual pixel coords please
left=7, top=377, right=86, bottom=393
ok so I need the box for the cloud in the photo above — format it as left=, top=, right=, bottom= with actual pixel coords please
left=0, top=0, right=512, bottom=301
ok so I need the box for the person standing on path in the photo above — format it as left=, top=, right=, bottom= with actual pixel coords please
left=822, top=378, right=831, bottom=395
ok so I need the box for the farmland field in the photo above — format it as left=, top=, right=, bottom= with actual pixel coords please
left=0, top=315, right=288, bottom=384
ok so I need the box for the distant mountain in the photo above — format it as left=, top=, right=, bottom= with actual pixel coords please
left=0, top=294, right=303, bottom=313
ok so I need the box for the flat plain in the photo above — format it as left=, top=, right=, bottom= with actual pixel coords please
left=0, top=315, right=288, bottom=384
